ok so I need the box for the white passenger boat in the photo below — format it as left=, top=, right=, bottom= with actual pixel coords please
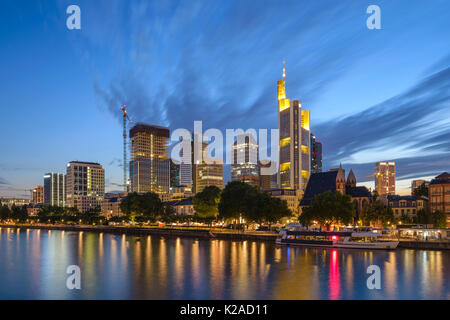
left=276, top=227, right=399, bottom=249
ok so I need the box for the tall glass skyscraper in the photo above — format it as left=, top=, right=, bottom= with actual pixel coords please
left=231, top=133, right=259, bottom=182
left=310, top=133, right=322, bottom=174
left=277, top=61, right=311, bottom=190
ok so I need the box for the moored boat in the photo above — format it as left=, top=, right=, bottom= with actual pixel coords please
left=276, top=228, right=399, bottom=249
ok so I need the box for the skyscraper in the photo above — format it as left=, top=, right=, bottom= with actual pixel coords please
left=129, top=123, right=170, bottom=194
left=192, top=134, right=223, bottom=194
left=310, top=133, right=322, bottom=174
left=231, top=133, right=259, bottom=182
left=170, top=159, right=181, bottom=188
left=277, top=61, right=311, bottom=190
left=374, top=161, right=396, bottom=196
left=66, top=161, right=104, bottom=212
left=43, top=173, right=66, bottom=207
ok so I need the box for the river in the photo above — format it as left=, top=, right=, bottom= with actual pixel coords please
left=0, top=227, right=448, bottom=299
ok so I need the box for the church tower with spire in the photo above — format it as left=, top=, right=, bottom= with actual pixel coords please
left=277, top=61, right=311, bottom=191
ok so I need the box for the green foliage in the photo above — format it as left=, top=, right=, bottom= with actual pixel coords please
left=415, top=208, right=430, bottom=224
left=11, top=205, right=28, bottom=222
left=193, top=186, right=221, bottom=218
left=413, top=183, right=428, bottom=198
left=120, top=192, right=162, bottom=220
left=0, top=205, right=11, bottom=220
left=218, top=181, right=292, bottom=225
left=299, top=191, right=355, bottom=227
left=432, top=210, right=447, bottom=228
left=218, top=181, right=259, bottom=221
left=360, top=200, right=395, bottom=227
left=400, top=213, right=412, bottom=224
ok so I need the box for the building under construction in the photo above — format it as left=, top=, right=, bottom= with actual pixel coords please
left=129, top=123, right=170, bottom=194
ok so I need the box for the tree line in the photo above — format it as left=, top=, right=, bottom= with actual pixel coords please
left=119, top=181, right=292, bottom=228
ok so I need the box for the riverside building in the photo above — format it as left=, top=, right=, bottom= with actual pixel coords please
left=66, top=161, right=104, bottom=213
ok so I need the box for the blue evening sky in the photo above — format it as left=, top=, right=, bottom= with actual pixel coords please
left=0, top=0, right=449, bottom=197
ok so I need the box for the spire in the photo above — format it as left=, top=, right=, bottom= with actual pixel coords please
left=283, top=60, right=286, bottom=80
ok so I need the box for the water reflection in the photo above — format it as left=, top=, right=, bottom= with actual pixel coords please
left=0, top=228, right=448, bottom=299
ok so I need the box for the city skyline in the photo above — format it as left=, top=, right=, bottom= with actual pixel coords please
left=1, top=0, right=449, bottom=198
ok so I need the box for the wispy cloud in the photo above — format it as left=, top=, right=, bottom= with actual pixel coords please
left=316, top=64, right=450, bottom=181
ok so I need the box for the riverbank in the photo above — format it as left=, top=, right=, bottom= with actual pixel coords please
left=0, top=223, right=278, bottom=242
left=1, top=224, right=449, bottom=249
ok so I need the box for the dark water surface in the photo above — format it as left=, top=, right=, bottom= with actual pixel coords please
left=0, top=227, right=448, bottom=299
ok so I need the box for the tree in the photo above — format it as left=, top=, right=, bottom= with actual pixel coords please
left=120, top=192, right=162, bottom=222
left=299, top=191, right=355, bottom=228
left=218, top=181, right=259, bottom=224
left=0, top=205, right=10, bottom=221
left=400, top=213, right=412, bottom=224
left=264, top=196, right=292, bottom=226
left=11, top=205, right=28, bottom=222
left=193, top=186, right=221, bottom=218
left=360, top=200, right=395, bottom=227
left=415, top=208, right=430, bottom=224
left=120, top=192, right=141, bottom=220
left=432, top=210, right=447, bottom=228
left=140, top=192, right=163, bottom=217
left=413, top=183, right=428, bottom=198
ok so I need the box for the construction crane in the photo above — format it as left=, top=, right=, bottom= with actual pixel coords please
left=121, top=104, right=132, bottom=192
left=367, top=171, right=384, bottom=194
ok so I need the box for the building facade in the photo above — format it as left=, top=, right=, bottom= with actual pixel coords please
left=300, top=166, right=371, bottom=223
left=163, top=199, right=195, bottom=216
left=66, top=161, right=104, bottom=213
left=310, top=133, right=322, bottom=174
left=278, top=61, right=311, bottom=191
left=239, top=175, right=260, bottom=188
left=43, top=173, right=66, bottom=207
left=429, top=172, right=450, bottom=227
left=387, top=195, right=428, bottom=222
left=258, top=160, right=278, bottom=190
left=411, top=179, right=426, bottom=194
left=265, top=188, right=302, bottom=216
left=129, top=123, right=170, bottom=195
left=193, top=159, right=223, bottom=194
left=0, top=198, right=29, bottom=209
left=31, top=186, right=44, bottom=204
left=374, top=161, right=396, bottom=196
left=231, top=133, right=259, bottom=182
left=170, top=159, right=181, bottom=188
left=101, top=193, right=126, bottom=218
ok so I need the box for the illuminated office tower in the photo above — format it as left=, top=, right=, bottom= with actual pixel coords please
left=129, top=123, right=170, bottom=194
left=231, top=133, right=259, bottom=182
left=374, top=161, right=396, bottom=196
left=66, top=162, right=104, bottom=212
left=277, top=61, right=311, bottom=190
left=43, top=173, right=66, bottom=207
left=192, top=134, right=223, bottom=194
